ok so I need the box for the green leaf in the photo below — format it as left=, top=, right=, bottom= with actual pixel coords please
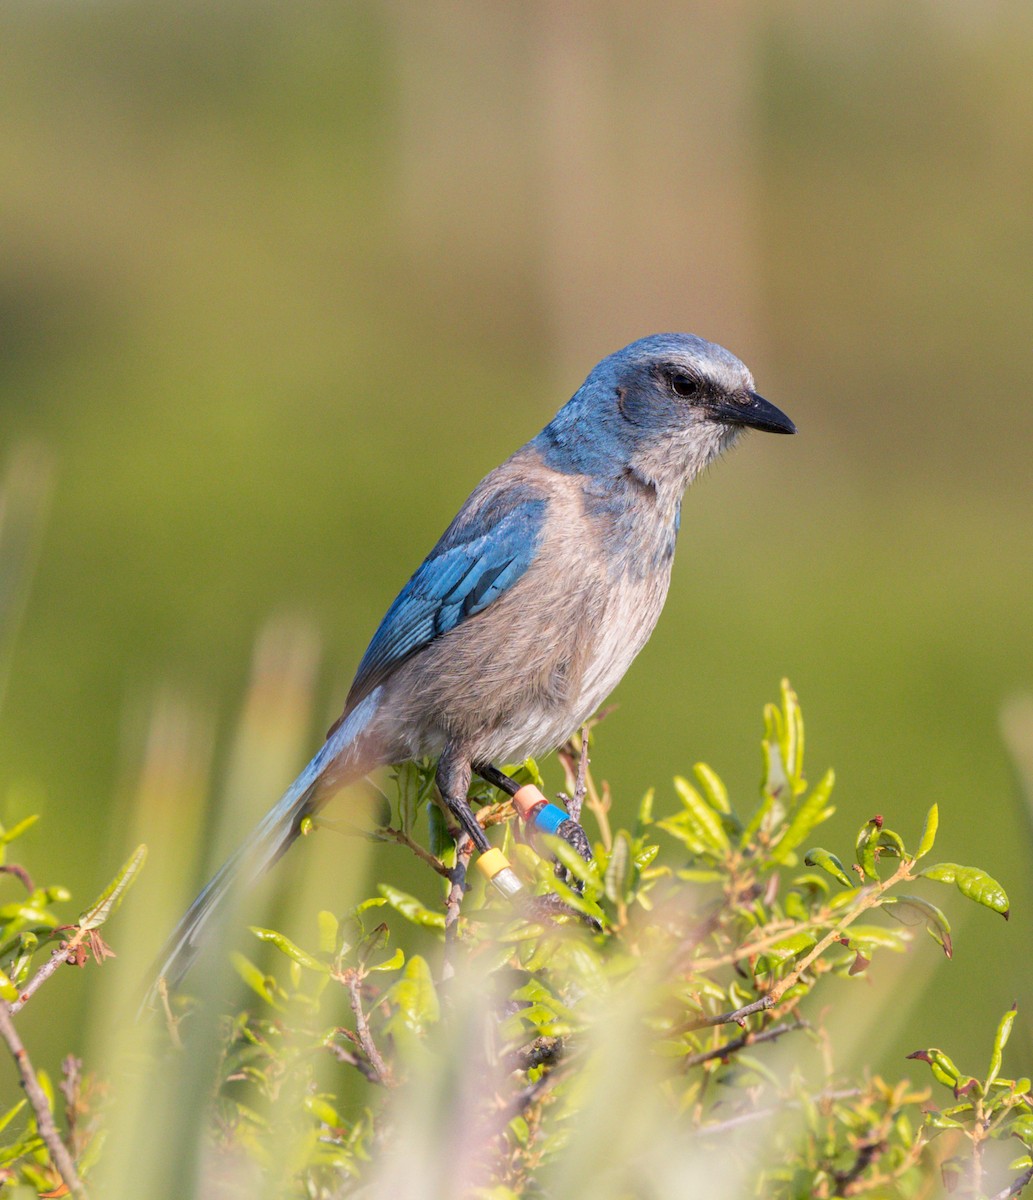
left=636, top=788, right=655, bottom=830
left=0, top=1099, right=26, bottom=1137
left=385, top=954, right=439, bottom=1035
left=883, top=895, right=952, bottom=957
left=876, top=827, right=906, bottom=858
left=428, top=801, right=450, bottom=860
left=548, top=837, right=600, bottom=893
left=692, top=762, right=730, bottom=814
left=780, top=678, right=805, bottom=786
left=394, top=761, right=428, bottom=837
left=739, top=788, right=777, bottom=849
left=855, top=818, right=882, bottom=880
left=675, top=867, right=725, bottom=883
left=231, top=952, right=285, bottom=1010
left=317, top=910, right=339, bottom=955
left=367, top=947, right=404, bottom=973
left=634, top=843, right=659, bottom=870
left=907, top=1047, right=962, bottom=1090
left=845, top=924, right=909, bottom=952
left=356, top=922, right=390, bottom=968
left=79, top=844, right=147, bottom=931
left=673, top=776, right=729, bottom=854
left=921, top=862, right=1010, bottom=918
left=916, top=804, right=939, bottom=859
left=1010, top=1115, right=1033, bottom=1146
left=803, top=848, right=853, bottom=888
left=771, top=768, right=836, bottom=864
left=791, top=872, right=830, bottom=896
left=762, top=931, right=817, bottom=964
left=603, top=831, right=632, bottom=904
left=250, top=926, right=328, bottom=973
left=657, top=813, right=707, bottom=855
left=987, top=1005, right=1017, bottom=1089
left=378, top=884, right=445, bottom=929
left=0, top=815, right=39, bottom=846
left=304, top=1095, right=343, bottom=1128
left=0, top=966, right=18, bottom=1003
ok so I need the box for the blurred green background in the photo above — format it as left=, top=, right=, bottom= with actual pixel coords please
left=2, top=0, right=1032, bottom=1087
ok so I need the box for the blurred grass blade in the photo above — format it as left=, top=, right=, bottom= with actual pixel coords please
left=0, top=445, right=52, bottom=714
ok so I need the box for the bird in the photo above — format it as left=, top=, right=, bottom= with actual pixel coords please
left=149, top=332, right=795, bottom=998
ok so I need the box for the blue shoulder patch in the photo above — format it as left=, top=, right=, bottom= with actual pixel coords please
left=346, top=488, right=547, bottom=705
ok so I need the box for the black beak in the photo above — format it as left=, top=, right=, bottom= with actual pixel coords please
left=713, top=391, right=796, bottom=435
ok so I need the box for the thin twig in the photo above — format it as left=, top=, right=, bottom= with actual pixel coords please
left=990, top=1163, right=1033, bottom=1200
left=696, top=1089, right=861, bottom=1137
left=507, top=1069, right=559, bottom=1118
left=564, top=726, right=591, bottom=824
left=156, top=976, right=183, bottom=1050
left=557, top=714, right=613, bottom=845
left=373, top=826, right=451, bottom=878
left=344, top=973, right=392, bottom=1086
left=688, top=858, right=915, bottom=999
left=443, top=832, right=474, bottom=979
left=688, top=908, right=847, bottom=974
left=7, top=927, right=87, bottom=1016
left=683, top=1019, right=806, bottom=1068
left=832, top=1138, right=886, bottom=1194
left=0, top=1000, right=88, bottom=1197
left=327, top=1032, right=382, bottom=1084
left=501, top=1057, right=574, bottom=1123
left=684, top=996, right=774, bottom=1031
left=573, top=725, right=590, bottom=813
left=0, top=863, right=34, bottom=891
left=59, top=1055, right=83, bottom=1160
left=767, top=858, right=913, bottom=1005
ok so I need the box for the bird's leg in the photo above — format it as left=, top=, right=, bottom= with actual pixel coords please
left=436, top=747, right=523, bottom=907
left=436, top=748, right=491, bottom=854
left=473, top=763, right=593, bottom=864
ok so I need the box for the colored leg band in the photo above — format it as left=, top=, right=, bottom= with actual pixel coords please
left=475, top=847, right=523, bottom=899
left=510, top=785, right=572, bottom=837
left=531, top=803, right=569, bottom=837
left=512, top=783, right=548, bottom=820
left=476, top=848, right=511, bottom=880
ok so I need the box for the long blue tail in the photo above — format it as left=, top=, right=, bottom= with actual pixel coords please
left=144, top=689, right=383, bottom=1008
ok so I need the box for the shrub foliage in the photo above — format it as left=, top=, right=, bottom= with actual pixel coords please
left=0, top=683, right=1028, bottom=1199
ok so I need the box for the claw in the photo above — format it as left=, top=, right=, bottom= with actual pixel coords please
left=511, top=787, right=593, bottom=892
left=555, top=816, right=592, bottom=862
left=475, top=772, right=595, bottom=897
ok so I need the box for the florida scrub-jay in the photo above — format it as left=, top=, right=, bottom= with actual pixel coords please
left=152, top=332, right=795, bottom=994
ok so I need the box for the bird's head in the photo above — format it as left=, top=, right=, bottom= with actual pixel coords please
left=536, top=333, right=795, bottom=490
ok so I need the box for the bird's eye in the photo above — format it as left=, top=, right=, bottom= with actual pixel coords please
left=669, top=373, right=702, bottom=400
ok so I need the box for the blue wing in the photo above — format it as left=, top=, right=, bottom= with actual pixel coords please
left=346, top=487, right=548, bottom=706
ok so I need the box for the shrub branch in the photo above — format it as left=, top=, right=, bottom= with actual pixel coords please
left=0, top=1000, right=87, bottom=1198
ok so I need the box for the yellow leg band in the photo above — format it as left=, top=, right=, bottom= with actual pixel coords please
left=476, top=847, right=511, bottom=881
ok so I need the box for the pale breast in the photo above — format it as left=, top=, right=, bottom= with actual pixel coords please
left=375, top=449, right=680, bottom=766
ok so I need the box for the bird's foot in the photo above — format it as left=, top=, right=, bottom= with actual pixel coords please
left=554, top=815, right=592, bottom=863
left=471, top=765, right=594, bottom=899
left=520, top=890, right=589, bottom=924
left=510, top=784, right=593, bottom=893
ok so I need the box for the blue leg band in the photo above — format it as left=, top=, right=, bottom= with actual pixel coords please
left=531, top=803, right=569, bottom=836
